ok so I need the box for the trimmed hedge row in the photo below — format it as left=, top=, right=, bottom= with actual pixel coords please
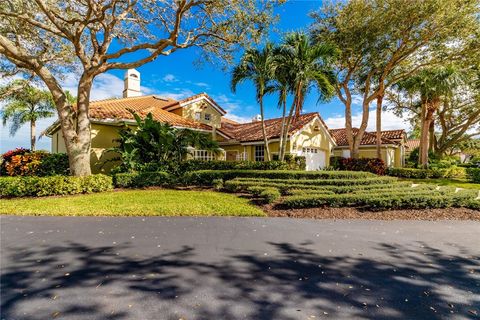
left=387, top=167, right=466, bottom=179
left=282, top=191, right=479, bottom=210
left=182, top=170, right=376, bottom=185
left=178, top=160, right=291, bottom=172
left=246, top=186, right=281, bottom=203
left=113, top=171, right=172, bottom=188
left=466, top=168, right=480, bottom=183
left=0, top=175, right=113, bottom=197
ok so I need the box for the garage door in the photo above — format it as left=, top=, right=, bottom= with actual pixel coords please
left=300, top=147, right=326, bottom=171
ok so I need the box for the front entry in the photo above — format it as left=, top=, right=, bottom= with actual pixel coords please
left=226, top=151, right=238, bottom=161
left=300, top=147, right=326, bottom=171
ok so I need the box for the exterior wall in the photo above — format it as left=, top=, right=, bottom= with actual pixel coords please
left=182, top=100, right=222, bottom=128
left=290, top=118, right=334, bottom=166
left=333, top=146, right=401, bottom=167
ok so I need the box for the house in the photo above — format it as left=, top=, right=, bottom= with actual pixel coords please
left=45, top=69, right=406, bottom=172
left=330, top=128, right=406, bottom=167
left=405, top=139, right=420, bottom=159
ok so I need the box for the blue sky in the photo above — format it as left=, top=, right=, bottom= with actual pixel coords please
left=0, top=0, right=408, bottom=153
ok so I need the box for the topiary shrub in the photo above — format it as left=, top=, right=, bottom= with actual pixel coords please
left=0, top=174, right=113, bottom=197
left=113, top=171, right=172, bottom=188
left=466, top=168, right=480, bottom=183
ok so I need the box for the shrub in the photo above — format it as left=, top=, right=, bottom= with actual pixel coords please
left=259, top=187, right=281, bottom=204
left=113, top=171, right=172, bottom=188
left=212, top=178, right=224, bottom=190
left=0, top=174, right=113, bottom=197
left=182, top=170, right=377, bottom=186
left=281, top=191, right=478, bottom=210
left=178, top=160, right=291, bottom=172
left=466, top=168, right=480, bottom=183
left=330, top=157, right=387, bottom=175
left=387, top=167, right=466, bottom=179
left=0, top=150, right=69, bottom=177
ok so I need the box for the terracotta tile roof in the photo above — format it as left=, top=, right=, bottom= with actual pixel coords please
left=87, top=95, right=210, bottom=130
left=163, top=93, right=227, bottom=115
left=405, top=139, right=420, bottom=150
left=329, top=128, right=399, bottom=146
left=380, top=129, right=405, bottom=140
left=221, top=112, right=321, bottom=143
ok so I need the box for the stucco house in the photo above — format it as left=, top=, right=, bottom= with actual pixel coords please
left=45, top=69, right=406, bottom=172
left=330, top=128, right=406, bottom=167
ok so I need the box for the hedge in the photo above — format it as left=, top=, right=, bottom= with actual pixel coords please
left=281, top=191, right=479, bottom=210
left=466, top=168, right=480, bottom=183
left=246, top=186, right=281, bottom=204
left=182, top=170, right=376, bottom=185
left=178, top=160, right=291, bottom=172
left=113, top=171, right=172, bottom=188
left=387, top=167, right=466, bottom=179
left=0, top=174, right=113, bottom=197
left=1, top=150, right=69, bottom=176
left=330, top=156, right=387, bottom=175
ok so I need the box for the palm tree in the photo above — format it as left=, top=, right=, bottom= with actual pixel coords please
left=231, top=44, right=276, bottom=161
left=396, top=66, right=463, bottom=168
left=275, top=32, right=338, bottom=159
left=0, top=80, right=55, bottom=151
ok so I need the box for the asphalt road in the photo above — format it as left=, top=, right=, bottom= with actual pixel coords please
left=1, top=216, right=479, bottom=320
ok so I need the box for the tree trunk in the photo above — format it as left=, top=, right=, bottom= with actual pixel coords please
left=419, top=99, right=440, bottom=168
left=375, top=94, right=383, bottom=159
left=352, top=100, right=371, bottom=159
left=259, top=97, right=271, bottom=161
left=281, top=101, right=296, bottom=160
left=344, top=99, right=354, bottom=157
left=429, top=120, right=435, bottom=152
left=30, top=119, right=36, bottom=151
left=278, top=99, right=287, bottom=161
left=62, top=74, right=93, bottom=176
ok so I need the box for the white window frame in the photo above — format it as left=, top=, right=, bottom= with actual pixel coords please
left=194, top=112, right=201, bottom=120
left=254, top=145, right=264, bottom=162
left=236, top=152, right=248, bottom=161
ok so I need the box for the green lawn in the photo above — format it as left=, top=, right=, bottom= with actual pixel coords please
left=0, top=189, right=265, bottom=217
left=399, top=178, right=480, bottom=190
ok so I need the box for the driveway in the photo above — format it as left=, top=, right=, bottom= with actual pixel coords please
left=1, top=216, right=479, bottom=320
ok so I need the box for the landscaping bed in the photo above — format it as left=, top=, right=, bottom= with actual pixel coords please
left=266, top=206, right=480, bottom=220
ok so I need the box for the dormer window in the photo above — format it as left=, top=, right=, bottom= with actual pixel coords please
left=204, top=113, right=211, bottom=121
left=195, top=112, right=201, bottom=120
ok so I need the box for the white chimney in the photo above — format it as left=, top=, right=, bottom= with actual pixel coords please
left=123, top=69, right=141, bottom=98
left=252, top=114, right=262, bottom=122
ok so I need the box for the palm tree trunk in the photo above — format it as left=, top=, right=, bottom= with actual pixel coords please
left=429, top=120, right=435, bottom=152
left=259, top=97, right=271, bottom=161
left=375, top=95, right=383, bottom=159
left=278, top=99, right=286, bottom=161
left=281, top=100, right=296, bottom=159
left=30, top=119, right=36, bottom=151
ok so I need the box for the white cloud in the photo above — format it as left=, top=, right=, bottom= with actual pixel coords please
left=210, top=94, right=254, bottom=123
left=162, top=74, right=178, bottom=82
left=194, top=82, right=210, bottom=89
left=324, top=108, right=411, bottom=131
left=154, top=88, right=196, bottom=100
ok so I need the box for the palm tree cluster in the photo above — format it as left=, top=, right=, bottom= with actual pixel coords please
left=231, top=32, right=338, bottom=161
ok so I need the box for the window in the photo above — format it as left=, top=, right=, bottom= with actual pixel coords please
left=193, top=150, right=215, bottom=161
left=254, top=145, right=264, bottom=162
left=204, top=113, right=211, bottom=121
left=194, top=112, right=201, bottom=120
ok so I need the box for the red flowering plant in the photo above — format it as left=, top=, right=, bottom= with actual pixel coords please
left=1, top=148, right=30, bottom=176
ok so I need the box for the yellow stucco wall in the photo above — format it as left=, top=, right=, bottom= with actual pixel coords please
left=332, top=146, right=402, bottom=167
left=182, top=100, right=222, bottom=128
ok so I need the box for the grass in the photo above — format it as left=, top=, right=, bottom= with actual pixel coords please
left=0, top=189, right=265, bottom=217
left=399, top=178, right=480, bottom=190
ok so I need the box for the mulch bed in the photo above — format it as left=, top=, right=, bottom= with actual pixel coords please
left=265, top=205, right=480, bottom=221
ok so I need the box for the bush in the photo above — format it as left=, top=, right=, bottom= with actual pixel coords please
left=0, top=150, right=69, bottom=177
left=466, top=168, right=480, bottom=183
left=178, top=160, right=292, bottom=172
left=245, top=186, right=280, bottom=203
left=0, top=174, right=113, bottom=197
left=281, top=190, right=478, bottom=210
left=329, top=157, right=387, bottom=175
left=113, top=171, right=172, bottom=188
left=182, top=170, right=376, bottom=186
left=387, top=167, right=466, bottom=179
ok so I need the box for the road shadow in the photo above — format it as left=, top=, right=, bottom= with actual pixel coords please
left=1, top=241, right=479, bottom=319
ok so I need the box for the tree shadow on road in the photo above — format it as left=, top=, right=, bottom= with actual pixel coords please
left=1, top=241, right=479, bottom=319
